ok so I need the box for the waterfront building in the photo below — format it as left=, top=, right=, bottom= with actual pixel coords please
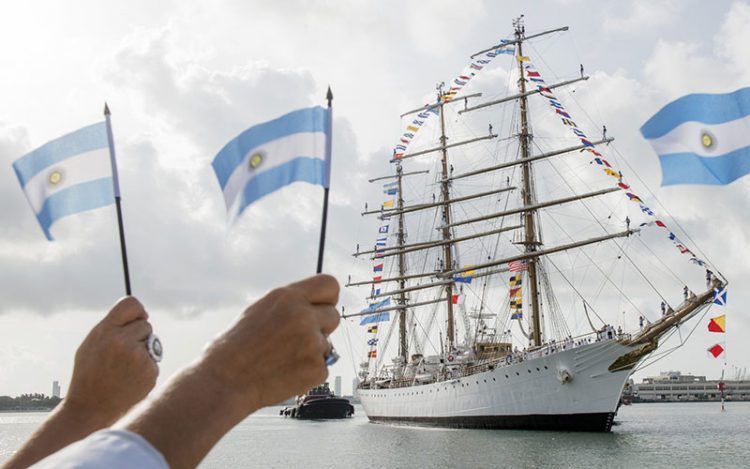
left=52, top=381, right=61, bottom=398
left=633, top=371, right=750, bottom=402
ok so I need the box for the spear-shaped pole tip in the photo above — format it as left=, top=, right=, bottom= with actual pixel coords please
left=104, top=102, right=111, bottom=116
left=326, top=86, right=333, bottom=108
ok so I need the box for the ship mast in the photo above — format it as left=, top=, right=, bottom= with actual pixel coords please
left=356, top=167, right=429, bottom=363
left=514, top=17, right=543, bottom=348
left=395, top=163, right=408, bottom=362
left=436, top=84, right=457, bottom=348
left=513, top=18, right=542, bottom=347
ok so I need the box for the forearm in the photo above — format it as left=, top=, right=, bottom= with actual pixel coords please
left=108, top=276, right=337, bottom=468
left=1, top=402, right=114, bottom=469
left=122, top=363, right=257, bottom=469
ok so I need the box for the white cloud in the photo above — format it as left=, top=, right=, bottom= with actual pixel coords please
left=645, top=41, right=728, bottom=96
left=603, top=0, right=681, bottom=33
left=715, top=1, right=750, bottom=83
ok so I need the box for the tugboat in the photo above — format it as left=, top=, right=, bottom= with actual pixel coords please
left=280, top=383, right=354, bottom=419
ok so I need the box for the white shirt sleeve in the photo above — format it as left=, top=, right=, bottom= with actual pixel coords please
left=30, top=429, right=168, bottom=469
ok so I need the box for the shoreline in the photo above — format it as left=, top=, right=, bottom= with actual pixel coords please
left=0, top=409, right=53, bottom=413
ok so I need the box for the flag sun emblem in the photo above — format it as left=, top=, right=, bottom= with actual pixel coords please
left=48, top=170, right=63, bottom=185
left=248, top=152, right=264, bottom=170
left=700, top=131, right=715, bottom=150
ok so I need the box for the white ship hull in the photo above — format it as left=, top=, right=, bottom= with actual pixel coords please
left=359, top=340, right=635, bottom=432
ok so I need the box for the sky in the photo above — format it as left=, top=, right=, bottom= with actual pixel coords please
left=1, top=0, right=749, bottom=398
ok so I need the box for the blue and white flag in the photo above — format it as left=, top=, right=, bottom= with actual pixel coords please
left=359, top=312, right=390, bottom=326
left=494, top=46, right=516, bottom=55
left=211, top=106, right=331, bottom=219
left=713, top=287, right=728, bottom=306
left=12, top=122, right=114, bottom=240
left=640, top=87, right=750, bottom=186
left=361, top=297, right=391, bottom=313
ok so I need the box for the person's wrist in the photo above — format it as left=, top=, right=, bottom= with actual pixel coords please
left=56, top=397, right=118, bottom=431
left=191, top=356, right=263, bottom=416
left=119, top=359, right=261, bottom=469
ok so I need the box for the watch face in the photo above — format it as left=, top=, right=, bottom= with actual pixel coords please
left=148, top=334, right=163, bottom=362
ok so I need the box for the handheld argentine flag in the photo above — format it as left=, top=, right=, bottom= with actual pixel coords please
left=211, top=90, right=334, bottom=275
left=11, top=105, right=133, bottom=294
left=640, top=87, right=750, bottom=186
left=211, top=103, right=331, bottom=221
left=12, top=122, right=114, bottom=240
left=212, top=89, right=338, bottom=364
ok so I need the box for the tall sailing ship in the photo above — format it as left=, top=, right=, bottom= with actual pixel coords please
left=343, top=18, right=726, bottom=432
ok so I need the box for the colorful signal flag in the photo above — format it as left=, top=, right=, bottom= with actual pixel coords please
left=708, top=314, right=726, bottom=333
left=707, top=343, right=725, bottom=358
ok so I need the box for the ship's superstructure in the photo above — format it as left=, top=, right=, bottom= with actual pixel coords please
left=344, top=18, right=725, bottom=432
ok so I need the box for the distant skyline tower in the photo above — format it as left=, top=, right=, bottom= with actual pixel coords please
left=52, top=381, right=60, bottom=398
left=352, top=378, right=359, bottom=399
left=334, top=376, right=342, bottom=397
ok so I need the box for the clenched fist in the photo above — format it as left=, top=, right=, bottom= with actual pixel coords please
left=64, top=296, right=159, bottom=422
left=201, top=274, right=340, bottom=410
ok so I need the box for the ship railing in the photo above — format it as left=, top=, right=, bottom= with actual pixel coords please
left=364, top=332, right=636, bottom=388
left=466, top=332, right=634, bottom=376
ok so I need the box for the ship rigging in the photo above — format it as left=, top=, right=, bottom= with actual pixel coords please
left=343, top=17, right=725, bottom=431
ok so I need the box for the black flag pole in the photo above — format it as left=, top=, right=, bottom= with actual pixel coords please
left=317, top=87, right=339, bottom=366
left=104, top=103, right=132, bottom=295
left=316, top=86, right=334, bottom=274
left=103, top=105, right=162, bottom=363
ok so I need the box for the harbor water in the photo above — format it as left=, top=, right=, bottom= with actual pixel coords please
left=1, top=402, right=748, bottom=468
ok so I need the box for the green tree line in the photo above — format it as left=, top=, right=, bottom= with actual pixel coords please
left=0, top=393, right=62, bottom=411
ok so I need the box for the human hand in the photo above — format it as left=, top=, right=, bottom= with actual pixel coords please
left=201, top=274, right=340, bottom=412
left=63, top=296, right=159, bottom=425
left=0, top=297, right=159, bottom=469
left=118, top=276, right=339, bottom=468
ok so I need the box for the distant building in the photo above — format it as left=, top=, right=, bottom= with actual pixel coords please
left=633, top=371, right=750, bottom=402
left=52, top=381, right=61, bottom=398
left=334, top=376, right=342, bottom=397
left=352, top=378, right=360, bottom=399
